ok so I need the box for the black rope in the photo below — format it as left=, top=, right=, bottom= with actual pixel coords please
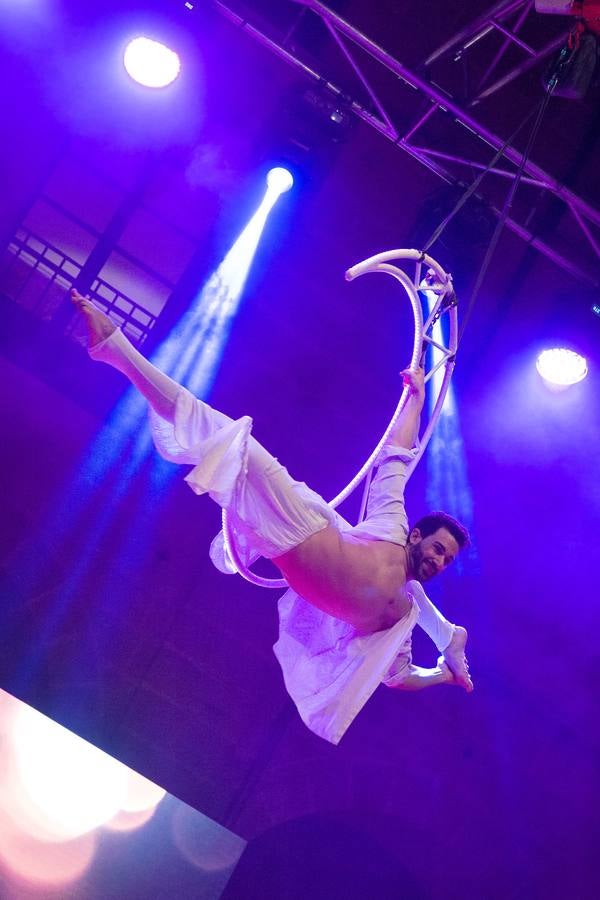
left=457, top=84, right=556, bottom=345
left=421, top=97, right=543, bottom=256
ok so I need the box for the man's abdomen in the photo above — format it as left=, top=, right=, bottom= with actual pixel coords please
left=274, top=529, right=412, bottom=633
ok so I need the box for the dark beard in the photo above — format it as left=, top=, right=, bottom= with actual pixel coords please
left=408, top=541, right=432, bottom=582
left=408, top=542, right=423, bottom=579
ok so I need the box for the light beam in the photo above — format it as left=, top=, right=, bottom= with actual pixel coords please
left=422, top=288, right=475, bottom=568
left=154, top=167, right=293, bottom=395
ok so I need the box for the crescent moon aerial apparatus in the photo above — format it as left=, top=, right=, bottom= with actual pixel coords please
left=223, top=249, right=458, bottom=589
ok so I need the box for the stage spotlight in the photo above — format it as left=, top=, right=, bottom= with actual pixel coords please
left=123, top=37, right=180, bottom=88
left=536, top=348, right=588, bottom=389
left=266, top=167, right=294, bottom=196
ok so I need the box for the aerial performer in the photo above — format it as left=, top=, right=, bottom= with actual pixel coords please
left=70, top=254, right=472, bottom=745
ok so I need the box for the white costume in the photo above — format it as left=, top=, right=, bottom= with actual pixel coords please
left=91, top=329, right=455, bottom=744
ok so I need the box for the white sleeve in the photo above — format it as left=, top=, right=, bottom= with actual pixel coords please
left=409, top=580, right=455, bottom=652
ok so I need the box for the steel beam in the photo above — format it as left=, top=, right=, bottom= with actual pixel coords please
left=212, top=0, right=600, bottom=286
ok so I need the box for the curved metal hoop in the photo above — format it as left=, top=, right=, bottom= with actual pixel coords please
left=223, top=249, right=457, bottom=589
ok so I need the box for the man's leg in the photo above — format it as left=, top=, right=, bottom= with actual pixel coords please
left=73, top=290, right=236, bottom=435
left=73, top=291, right=230, bottom=428
left=73, top=290, right=330, bottom=559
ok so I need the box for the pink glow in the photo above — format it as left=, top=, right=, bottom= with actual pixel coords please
left=105, top=806, right=157, bottom=833
left=0, top=812, right=95, bottom=889
left=120, top=770, right=167, bottom=813
left=172, top=803, right=245, bottom=872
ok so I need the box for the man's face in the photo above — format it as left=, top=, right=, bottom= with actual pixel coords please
left=408, top=526, right=460, bottom=582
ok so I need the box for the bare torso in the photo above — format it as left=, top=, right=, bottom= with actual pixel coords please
left=273, top=525, right=413, bottom=634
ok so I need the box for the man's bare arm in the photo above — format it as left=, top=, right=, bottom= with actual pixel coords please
left=387, top=368, right=425, bottom=449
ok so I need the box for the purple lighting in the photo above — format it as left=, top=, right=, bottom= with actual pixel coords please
left=536, top=348, right=588, bottom=389
left=123, top=37, right=180, bottom=88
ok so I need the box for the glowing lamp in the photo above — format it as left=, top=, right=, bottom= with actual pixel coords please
left=266, top=167, right=294, bottom=196
left=124, top=37, right=180, bottom=88
left=536, top=348, right=587, bottom=389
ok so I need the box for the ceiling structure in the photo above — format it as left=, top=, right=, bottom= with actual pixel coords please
left=207, top=0, right=600, bottom=287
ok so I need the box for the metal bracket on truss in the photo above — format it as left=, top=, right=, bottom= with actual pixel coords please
left=212, top=0, right=600, bottom=287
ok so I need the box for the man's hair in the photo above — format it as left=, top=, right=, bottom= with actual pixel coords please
left=411, top=511, right=470, bottom=549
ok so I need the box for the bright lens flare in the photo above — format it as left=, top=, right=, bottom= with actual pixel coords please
left=536, top=348, right=587, bottom=389
left=266, top=167, right=294, bottom=196
left=124, top=37, right=181, bottom=88
left=7, top=702, right=165, bottom=842
left=12, top=706, right=129, bottom=840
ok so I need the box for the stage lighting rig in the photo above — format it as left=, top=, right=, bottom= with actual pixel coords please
left=256, top=83, right=356, bottom=182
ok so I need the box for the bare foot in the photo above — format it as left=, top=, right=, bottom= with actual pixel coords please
left=70, top=289, right=116, bottom=348
left=437, top=658, right=458, bottom=686
left=443, top=626, right=474, bottom=692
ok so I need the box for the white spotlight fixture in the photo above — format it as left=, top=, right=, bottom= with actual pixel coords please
left=536, top=347, right=588, bottom=389
left=266, top=167, right=294, bottom=197
left=124, top=37, right=181, bottom=88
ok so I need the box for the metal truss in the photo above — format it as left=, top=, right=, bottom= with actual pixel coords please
left=212, top=0, right=600, bottom=287
left=423, top=0, right=568, bottom=105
